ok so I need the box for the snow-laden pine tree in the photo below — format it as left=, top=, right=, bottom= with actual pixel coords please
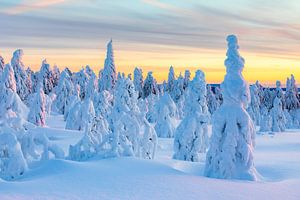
left=28, top=83, right=46, bottom=127
left=64, top=84, right=81, bottom=120
left=0, top=64, right=29, bottom=120
left=85, top=75, right=97, bottom=100
left=65, top=97, right=95, bottom=131
left=214, top=86, right=223, bottom=105
left=154, top=93, right=178, bottom=138
left=259, top=106, right=272, bottom=133
left=85, top=65, right=96, bottom=79
left=274, top=81, right=284, bottom=108
left=262, top=87, right=274, bottom=111
left=107, top=77, right=141, bottom=157
left=0, top=123, right=27, bottom=180
left=173, top=70, right=209, bottom=161
left=145, top=94, right=159, bottom=123
left=204, top=35, right=258, bottom=181
left=173, top=74, right=185, bottom=118
left=285, top=75, right=300, bottom=127
left=38, top=59, right=54, bottom=95
left=270, top=97, right=286, bottom=132
left=10, top=49, right=31, bottom=101
left=247, top=84, right=261, bottom=125
left=0, top=55, right=5, bottom=73
left=54, top=69, right=74, bottom=114
left=133, top=67, right=144, bottom=98
left=52, top=65, right=60, bottom=88
left=74, top=68, right=89, bottom=99
left=167, top=66, right=176, bottom=94
left=143, top=71, right=158, bottom=98
left=183, top=69, right=191, bottom=90
left=99, top=40, right=117, bottom=92
left=207, top=85, right=219, bottom=115
left=94, top=90, right=113, bottom=118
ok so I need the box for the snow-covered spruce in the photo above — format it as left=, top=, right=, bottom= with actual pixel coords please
left=143, top=71, right=158, bottom=98
left=270, top=97, right=286, bottom=132
left=133, top=67, right=144, bottom=98
left=204, top=35, right=258, bottom=181
left=73, top=68, right=89, bottom=99
left=154, top=93, right=178, bottom=138
left=285, top=75, right=300, bottom=128
left=10, top=49, right=31, bottom=101
left=38, top=59, right=54, bottom=95
left=0, top=55, right=4, bottom=73
left=207, top=85, right=219, bottom=115
left=0, top=64, right=29, bottom=120
left=167, top=66, right=176, bottom=95
left=99, top=40, right=117, bottom=92
left=173, top=70, right=209, bottom=162
left=0, top=124, right=27, bottom=180
left=93, top=90, right=113, bottom=118
left=259, top=106, right=272, bottom=133
left=65, top=97, right=95, bottom=131
left=247, top=84, right=261, bottom=125
left=64, top=84, right=81, bottom=120
left=183, top=69, right=191, bottom=90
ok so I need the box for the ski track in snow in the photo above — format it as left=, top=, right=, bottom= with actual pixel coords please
left=0, top=115, right=300, bottom=200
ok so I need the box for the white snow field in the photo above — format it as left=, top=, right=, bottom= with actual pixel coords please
left=0, top=115, right=300, bottom=200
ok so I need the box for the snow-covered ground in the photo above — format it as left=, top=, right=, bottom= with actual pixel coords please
left=1, top=115, right=300, bottom=200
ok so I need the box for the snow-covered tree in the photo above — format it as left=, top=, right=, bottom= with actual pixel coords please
left=10, top=49, right=31, bottom=101
left=0, top=124, right=27, bottom=180
left=143, top=71, right=158, bottom=98
left=154, top=93, right=178, bottom=138
left=94, top=90, right=112, bottom=118
left=270, top=97, right=286, bottom=132
left=0, top=64, right=28, bottom=120
left=285, top=76, right=299, bottom=111
left=133, top=67, right=144, bottom=98
left=28, top=83, right=46, bottom=127
left=54, top=70, right=74, bottom=114
left=274, top=81, right=284, bottom=108
left=64, top=84, right=81, bottom=120
left=207, top=85, right=219, bottom=115
left=73, top=68, right=89, bottom=99
left=247, top=84, right=261, bottom=125
left=173, top=70, right=209, bottom=162
left=204, top=35, right=258, bottom=181
left=261, top=87, right=274, bottom=111
left=85, top=75, right=97, bottom=100
left=0, top=55, right=5, bottom=73
left=259, top=106, right=271, bottom=133
left=214, top=86, right=223, bottom=105
left=38, top=59, right=54, bottom=95
left=99, top=40, right=117, bottom=92
left=167, top=66, right=176, bottom=94
left=65, top=98, right=95, bottom=131
left=183, top=70, right=191, bottom=90
left=52, top=65, right=60, bottom=88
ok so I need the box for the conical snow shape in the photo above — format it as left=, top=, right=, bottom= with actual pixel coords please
left=204, top=35, right=259, bottom=181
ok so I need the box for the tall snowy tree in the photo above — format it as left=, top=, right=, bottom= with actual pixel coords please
left=133, top=67, right=144, bottom=98
left=207, top=85, right=219, bottom=115
left=143, top=71, right=158, bottom=98
left=167, top=66, right=176, bottom=94
left=28, top=83, right=46, bottom=127
left=173, top=70, right=209, bottom=162
left=183, top=70, right=191, bottom=90
left=52, top=65, right=60, bottom=88
left=10, top=49, right=31, bottom=101
left=99, top=40, right=117, bottom=92
left=204, top=35, right=258, bottom=181
left=285, top=76, right=300, bottom=111
left=73, top=68, right=89, bottom=99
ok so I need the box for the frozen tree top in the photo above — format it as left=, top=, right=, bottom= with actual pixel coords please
left=12, top=49, right=24, bottom=63
left=224, top=35, right=245, bottom=75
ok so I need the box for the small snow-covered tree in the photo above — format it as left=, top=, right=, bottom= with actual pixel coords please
left=38, top=59, right=54, bottom=95
left=167, top=66, right=176, bottom=94
left=54, top=70, right=74, bottom=114
left=0, top=55, right=5, bottom=73
left=99, top=40, right=117, bottom=92
left=274, top=81, right=284, bottom=108
left=207, top=85, right=219, bottom=115
left=154, top=93, right=178, bottom=138
left=173, top=70, right=209, bottom=162
left=28, top=83, right=46, bottom=127
left=0, top=124, right=27, bottom=180
left=204, top=35, right=258, bottom=181
left=85, top=75, right=97, bottom=100
left=64, top=84, right=81, bottom=120
left=52, top=65, right=60, bottom=88
left=214, top=86, right=223, bottom=105
left=65, top=98, right=95, bottom=131
left=143, top=71, right=158, bottom=98
left=285, top=76, right=299, bottom=111
left=183, top=69, right=191, bottom=90
left=94, top=90, right=112, bottom=118
left=259, top=106, right=272, bottom=133
left=270, top=97, right=286, bottom=132
left=73, top=68, right=89, bottom=99
left=11, top=49, right=31, bottom=101
left=261, top=87, right=274, bottom=111
left=133, top=67, right=144, bottom=98
left=247, top=84, right=261, bottom=125
left=0, top=64, right=29, bottom=120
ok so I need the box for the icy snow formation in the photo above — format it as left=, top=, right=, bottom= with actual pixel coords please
left=204, top=35, right=258, bottom=181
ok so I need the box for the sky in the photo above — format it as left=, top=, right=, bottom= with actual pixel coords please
left=0, top=0, right=300, bottom=84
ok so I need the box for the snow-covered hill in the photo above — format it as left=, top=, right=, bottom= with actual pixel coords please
left=0, top=115, right=300, bottom=200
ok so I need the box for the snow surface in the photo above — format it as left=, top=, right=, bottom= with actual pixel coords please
left=0, top=114, right=300, bottom=200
